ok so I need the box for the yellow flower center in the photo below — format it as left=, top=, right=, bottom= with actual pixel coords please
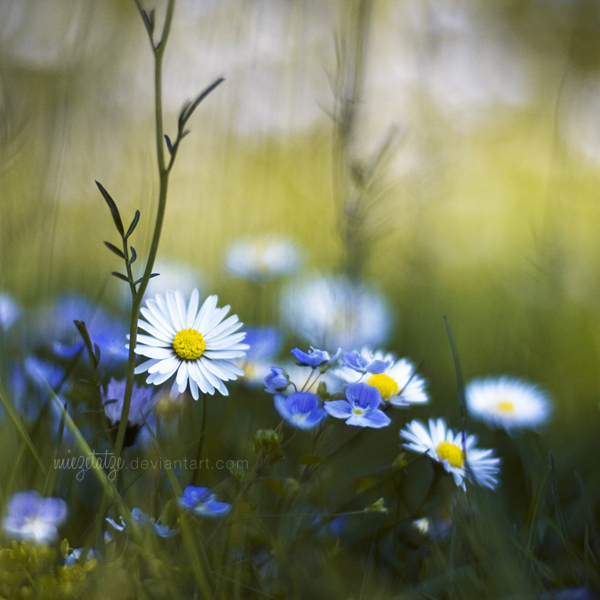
left=172, top=328, right=205, bottom=361
left=367, top=373, right=399, bottom=400
left=497, top=400, right=515, bottom=413
left=352, top=407, right=365, bottom=416
left=436, top=441, right=464, bottom=468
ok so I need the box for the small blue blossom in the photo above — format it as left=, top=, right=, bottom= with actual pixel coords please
left=341, top=348, right=394, bottom=374
left=178, top=486, right=231, bottom=517
left=2, top=491, right=67, bottom=544
left=244, top=326, right=283, bottom=360
left=263, top=367, right=290, bottom=394
left=323, top=382, right=391, bottom=428
left=274, top=392, right=327, bottom=430
left=291, top=347, right=341, bottom=367
left=0, top=292, right=21, bottom=331
left=64, top=548, right=101, bottom=566
left=106, top=507, right=179, bottom=538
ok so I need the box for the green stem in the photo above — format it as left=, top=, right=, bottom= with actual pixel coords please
left=114, top=0, right=177, bottom=460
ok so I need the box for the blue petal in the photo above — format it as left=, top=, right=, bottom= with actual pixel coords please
left=361, top=410, right=391, bottom=428
left=345, top=382, right=382, bottom=409
left=324, top=400, right=353, bottom=419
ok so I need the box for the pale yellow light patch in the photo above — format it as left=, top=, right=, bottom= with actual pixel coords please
left=496, top=399, right=515, bottom=413
left=172, top=328, right=205, bottom=361
left=436, top=441, right=464, bottom=468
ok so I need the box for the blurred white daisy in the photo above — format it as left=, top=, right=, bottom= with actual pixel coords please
left=334, top=349, right=428, bottom=408
left=134, top=289, right=248, bottom=399
left=281, top=275, right=393, bottom=350
left=465, top=376, right=552, bottom=432
left=225, top=235, right=302, bottom=281
left=400, top=418, right=500, bottom=490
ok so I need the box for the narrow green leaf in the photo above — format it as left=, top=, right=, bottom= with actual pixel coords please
left=129, top=246, right=137, bottom=265
left=112, top=272, right=130, bottom=283
left=164, top=134, right=173, bottom=155
left=134, top=273, right=159, bottom=285
left=95, top=181, right=124, bottom=236
left=125, top=210, right=140, bottom=238
left=104, top=241, right=126, bottom=259
left=0, top=380, right=47, bottom=475
left=180, top=78, right=225, bottom=127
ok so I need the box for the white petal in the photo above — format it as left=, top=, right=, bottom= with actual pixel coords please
left=190, top=361, right=215, bottom=395
left=188, top=374, right=199, bottom=399
left=176, top=361, right=189, bottom=389
left=136, top=346, right=172, bottom=360
left=204, top=350, right=247, bottom=359
left=166, top=291, right=183, bottom=331
left=136, top=333, right=171, bottom=348
left=134, top=358, right=161, bottom=374
left=187, top=288, right=200, bottom=328
left=156, top=355, right=180, bottom=374
left=155, top=294, right=176, bottom=329
left=205, top=315, right=239, bottom=338
left=175, top=290, right=188, bottom=331
left=193, top=295, right=218, bottom=332
left=142, top=301, right=176, bottom=336
left=203, top=305, right=230, bottom=334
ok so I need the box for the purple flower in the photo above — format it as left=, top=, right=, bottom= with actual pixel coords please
left=274, top=392, right=327, bottom=430
left=102, top=378, right=157, bottom=448
left=324, top=382, right=390, bottom=428
left=244, top=327, right=283, bottom=360
left=291, top=347, right=340, bottom=367
left=263, top=367, right=290, bottom=394
left=178, top=486, right=231, bottom=517
left=2, top=491, right=67, bottom=544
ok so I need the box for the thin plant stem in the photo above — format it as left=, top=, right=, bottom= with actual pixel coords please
left=114, top=0, right=176, bottom=460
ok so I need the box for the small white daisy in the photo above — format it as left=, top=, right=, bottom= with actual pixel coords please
left=280, top=275, right=393, bottom=350
left=225, top=235, right=302, bottom=281
left=134, top=289, right=248, bottom=399
left=400, top=418, right=500, bottom=490
left=334, top=349, right=429, bottom=407
left=466, top=376, right=552, bottom=432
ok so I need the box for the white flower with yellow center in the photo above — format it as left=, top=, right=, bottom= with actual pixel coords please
left=134, top=289, right=248, bottom=399
left=400, top=419, right=500, bottom=490
left=466, top=376, right=552, bottom=432
left=335, top=349, right=429, bottom=408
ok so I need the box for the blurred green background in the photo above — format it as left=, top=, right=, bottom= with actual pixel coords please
left=1, top=0, right=600, bottom=450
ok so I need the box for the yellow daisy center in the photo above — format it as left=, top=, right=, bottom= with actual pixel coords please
left=367, top=373, right=399, bottom=400
left=497, top=400, right=515, bottom=413
left=172, top=328, right=205, bottom=361
left=436, top=441, right=464, bottom=468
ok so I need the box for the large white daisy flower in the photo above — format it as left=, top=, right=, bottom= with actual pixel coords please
left=400, top=418, right=500, bottom=490
left=465, top=376, right=552, bottom=432
left=134, top=289, right=248, bottom=399
left=334, top=349, right=429, bottom=407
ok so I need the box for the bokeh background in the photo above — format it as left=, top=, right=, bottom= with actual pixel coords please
left=2, top=0, right=600, bottom=520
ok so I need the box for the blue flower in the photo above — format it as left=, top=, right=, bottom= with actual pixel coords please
left=45, top=293, right=128, bottom=363
left=102, top=378, right=158, bottom=448
left=263, top=367, right=290, bottom=394
left=323, top=382, right=391, bottom=428
left=64, top=548, right=101, bottom=566
left=244, top=326, right=283, bottom=360
left=178, top=486, right=231, bottom=517
left=291, top=347, right=340, bottom=367
left=106, top=508, right=179, bottom=538
left=0, top=292, right=21, bottom=331
left=2, top=491, right=67, bottom=544
left=274, top=392, right=327, bottom=430
left=341, top=348, right=394, bottom=374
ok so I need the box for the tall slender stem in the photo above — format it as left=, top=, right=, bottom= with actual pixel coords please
left=113, top=0, right=177, bottom=460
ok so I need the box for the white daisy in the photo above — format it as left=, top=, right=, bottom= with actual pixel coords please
left=334, top=349, right=429, bottom=407
left=134, top=289, right=248, bottom=399
left=400, top=418, right=500, bottom=490
left=225, top=235, right=302, bottom=281
left=465, top=376, right=552, bottom=432
left=280, top=275, right=393, bottom=350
